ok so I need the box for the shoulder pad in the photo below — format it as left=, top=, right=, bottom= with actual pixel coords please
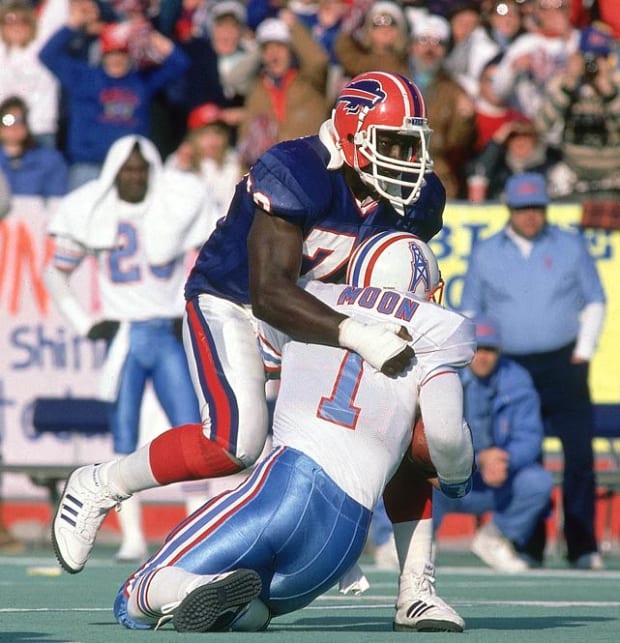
left=249, top=137, right=333, bottom=220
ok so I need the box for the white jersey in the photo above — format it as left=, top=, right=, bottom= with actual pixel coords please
left=95, top=201, right=187, bottom=320
left=54, top=200, right=187, bottom=321
left=259, top=281, right=475, bottom=509
left=47, top=135, right=213, bottom=331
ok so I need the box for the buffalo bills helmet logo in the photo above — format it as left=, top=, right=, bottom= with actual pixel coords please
left=338, top=78, right=387, bottom=115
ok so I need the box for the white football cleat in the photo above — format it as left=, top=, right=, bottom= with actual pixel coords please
left=571, top=552, right=605, bottom=570
left=52, top=464, right=130, bottom=573
left=171, top=570, right=264, bottom=632
left=394, top=562, right=465, bottom=632
left=470, top=522, right=529, bottom=573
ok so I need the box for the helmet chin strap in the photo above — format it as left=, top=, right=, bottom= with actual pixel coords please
left=381, top=180, right=406, bottom=216
left=357, top=168, right=406, bottom=216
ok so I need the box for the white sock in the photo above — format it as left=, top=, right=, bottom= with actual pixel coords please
left=393, top=518, right=433, bottom=577
left=103, top=446, right=158, bottom=495
left=127, top=567, right=216, bottom=624
left=117, top=494, right=145, bottom=550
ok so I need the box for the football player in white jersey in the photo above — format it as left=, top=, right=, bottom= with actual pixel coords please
left=111, top=232, right=475, bottom=633
left=44, top=135, right=215, bottom=562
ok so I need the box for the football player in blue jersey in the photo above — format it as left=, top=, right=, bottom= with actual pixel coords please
left=53, top=71, right=463, bottom=631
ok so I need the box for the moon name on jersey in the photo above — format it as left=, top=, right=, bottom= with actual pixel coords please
left=336, top=286, right=420, bottom=322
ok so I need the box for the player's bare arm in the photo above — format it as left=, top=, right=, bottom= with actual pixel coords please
left=248, top=209, right=348, bottom=345
left=247, top=210, right=414, bottom=376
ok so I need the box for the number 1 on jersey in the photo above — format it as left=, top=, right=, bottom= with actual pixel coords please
left=317, top=352, right=363, bottom=430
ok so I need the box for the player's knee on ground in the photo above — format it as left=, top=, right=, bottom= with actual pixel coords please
left=230, top=599, right=272, bottom=631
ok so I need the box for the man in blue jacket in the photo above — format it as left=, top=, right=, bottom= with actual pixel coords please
left=460, top=172, right=607, bottom=569
left=39, top=0, right=190, bottom=189
left=433, top=316, right=554, bottom=573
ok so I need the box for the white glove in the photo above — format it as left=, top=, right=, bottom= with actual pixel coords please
left=338, top=317, right=410, bottom=371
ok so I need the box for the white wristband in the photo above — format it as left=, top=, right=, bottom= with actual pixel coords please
left=338, top=317, right=409, bottom=371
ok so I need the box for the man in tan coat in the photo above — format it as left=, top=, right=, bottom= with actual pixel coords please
left=238, top=10, right=329, bottom=168
left=408, top=13, right=477, bottom=200
left=333, top=1, right=410, bottom=79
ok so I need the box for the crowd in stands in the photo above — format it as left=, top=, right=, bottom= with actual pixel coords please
left=0, top=95, right=68, bottom=199
left=0, top=0, right=617, bottom=204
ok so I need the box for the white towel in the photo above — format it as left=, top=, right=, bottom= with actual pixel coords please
left=47, top=135, right=214, bottom=264
left=338, top=562, right=370, bottom=595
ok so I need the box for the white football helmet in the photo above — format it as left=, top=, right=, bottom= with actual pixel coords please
left=346, top=231, right=444, bottom=303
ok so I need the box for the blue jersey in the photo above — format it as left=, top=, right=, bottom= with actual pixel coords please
left=185, top=135, right=445, bottom=304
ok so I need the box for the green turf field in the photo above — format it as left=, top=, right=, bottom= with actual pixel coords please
left=2, top=547, right=619, bottom=642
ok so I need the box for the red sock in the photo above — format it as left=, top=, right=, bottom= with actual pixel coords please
left=149, top=423, right=243, bottom=484
left=383, top=454, right=433, bottom=522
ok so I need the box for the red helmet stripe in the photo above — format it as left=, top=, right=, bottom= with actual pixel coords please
left=361, top=232, right=419, bottom=287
